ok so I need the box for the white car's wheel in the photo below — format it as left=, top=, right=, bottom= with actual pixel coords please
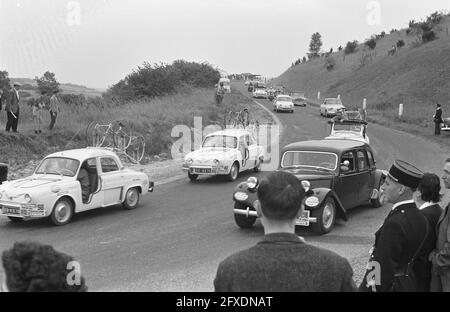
left=123, top=187, right=140, bottom=210
left=188, top=172, right=198, bottom=182
left=50, top=198, right=74, bottom=226
left=227, top=162, right=239, bottom=182
left=8, top=217, right=23, bottom=223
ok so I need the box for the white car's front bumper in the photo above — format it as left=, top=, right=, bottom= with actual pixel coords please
left=182, top=164, right=230, bottom=175
left=0, top=201, right=47, bottom=219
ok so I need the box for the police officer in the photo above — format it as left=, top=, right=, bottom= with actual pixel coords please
left=360, top=160, right=428, bottom=292
left=433, top=104, right=443, bottom=135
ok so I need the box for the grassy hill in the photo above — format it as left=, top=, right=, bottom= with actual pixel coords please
left=11, top=77, right=103, bottom=99
left=273, top=15, right=450, bottom=129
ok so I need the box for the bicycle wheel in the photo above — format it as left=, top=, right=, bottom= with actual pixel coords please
left=85, top=121, right=98, bottom=146
left=126, top=136, right=146, bottom=163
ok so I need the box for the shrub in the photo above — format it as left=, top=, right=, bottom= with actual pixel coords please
left=406, top=28, right=412, bottom=35
left=390, top=28, right=398, bottom=34
left=344, top=41, right=358, bottom=54
left=396, top=40, right=405, bottom=48
left=106, top=60, right=220, bottom=100
left=59, top=94, right=87, bottom=106
left=338, top=46, right=343, bottom=52
left=365, top=38, right=377, bottom=50
left=324, top=56, right=336, bottom=71
left=422, top=30, right=436, bottom=43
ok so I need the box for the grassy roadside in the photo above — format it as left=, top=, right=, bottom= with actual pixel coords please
left=1, top=86, right=274, bottom=180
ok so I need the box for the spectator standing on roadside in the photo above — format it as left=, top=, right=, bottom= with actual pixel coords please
left=32, top=94, right=46, bottom=134
left=1, top=241, right=87, bottom=292
left=214, top=171, right=356, bottom=292
left=360, top=160, right=428, bottom=292
left=48, top=90, right=61, bottom=130
left=413, top=173, right=443, bottom=291
left=433, top=104, right=443, bottom=135
left=5, top=83, right=21, bottom=133
left=429, top=158, right=450, bottom=292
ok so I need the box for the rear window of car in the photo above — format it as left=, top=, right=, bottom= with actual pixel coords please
left=101, top=157, right=119, bottom=173
left=324, top=99, right=342, bottom=105
left=278, top=97, right=292, bottom=102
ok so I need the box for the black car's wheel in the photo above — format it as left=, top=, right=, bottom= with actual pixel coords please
left=50, top=198, right=74, bottom=226
left=227, top=162, right=239, bottom=182
left=188, top=172, right=198, bottom=182
left=123, top=187, right=140, bottom=210
left=8, top=217, right=23, bottom=223
left=370, top=177, right=386, bottom=208
left=234, top=203, right=257, bottom=229
left=311, top=198, right=336, bottom=235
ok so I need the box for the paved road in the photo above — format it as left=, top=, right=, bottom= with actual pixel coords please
left=0, top=82, right=449, bottom=291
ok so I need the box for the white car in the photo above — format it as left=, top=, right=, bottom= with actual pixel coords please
left=183, top=129, right=265, bottom=182
left=252, top=88, right=267, bottom=99
left=273, top=95, right=294, bottom=113
left=325, top=120, right=370, bottom=144
left=320, top=98, right=346, bottom=117
left=0, top=148, right=154, bottom=226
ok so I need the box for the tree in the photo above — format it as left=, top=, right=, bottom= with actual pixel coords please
left=36, top=71, right=60, bottom=95
left=302, top=56, right=307, bottom=63
left=0, top=70, right=10, bottom=91
left=308, top=32, right=323, bottom=59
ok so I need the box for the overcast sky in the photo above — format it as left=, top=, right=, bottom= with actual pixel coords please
left=0, top=0, right=448, bottom=89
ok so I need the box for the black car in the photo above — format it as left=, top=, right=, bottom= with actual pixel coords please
left=232, top=139, right=386, bottom=234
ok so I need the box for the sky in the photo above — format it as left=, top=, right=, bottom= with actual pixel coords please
left=0, top=0, right=449, bottom=89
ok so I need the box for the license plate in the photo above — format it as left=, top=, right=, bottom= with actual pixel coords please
left=297, top=210, right=310, bottom=226
left=195, top=168, right=211, bottom=174
left=3, top=207, right=19, bottom=215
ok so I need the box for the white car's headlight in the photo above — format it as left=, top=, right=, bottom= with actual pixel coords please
left=24, top=194, right=32, bottom=203
left=213, top=159, right=220, bottom=165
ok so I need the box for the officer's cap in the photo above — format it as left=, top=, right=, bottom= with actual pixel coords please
left=388, top=160, right=423, bottom=189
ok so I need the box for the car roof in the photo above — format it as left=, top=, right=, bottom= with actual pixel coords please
left=46, top=148, right=119, bottom=160
left=282, top=140, right=367, bottom=154
left=206, top=129, right=252, bottom=137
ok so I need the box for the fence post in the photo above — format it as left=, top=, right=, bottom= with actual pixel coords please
left=363, top=98, right=367, bottom=110
left=317, top=92, right=321, bottom=100
left=399, top=104, right=404, bottom=119
left=337, top=94, right=341, bottom=100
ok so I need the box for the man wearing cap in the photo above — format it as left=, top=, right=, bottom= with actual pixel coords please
left=214, top=171, right=356, bottom=292
left=359, top=160, right=428, bottom=292
left=5, top=83, right=20, bottom=133
left=433, top=104, right=443, bottom=135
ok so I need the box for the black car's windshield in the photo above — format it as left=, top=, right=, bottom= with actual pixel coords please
left=35, top=157, right=80, bottom=177
left=202, top=135, right=237, bottom=149
left=281, top=151, right=338, bottom=170
left=324, top=99, right=342, bottom=105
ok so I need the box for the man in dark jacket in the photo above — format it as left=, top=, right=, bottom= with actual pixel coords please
left=5, top=83, right=20, bottom=133
left=434, top=104, right=443, bottom=135
left=359, top=160, right=428, bottom=292
left=414, top=173, right=443, bottom=291
left=214, top=171, right=356, bottom=292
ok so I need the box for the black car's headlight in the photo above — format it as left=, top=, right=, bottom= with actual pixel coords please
left=247, top=177, right=259, bottom=191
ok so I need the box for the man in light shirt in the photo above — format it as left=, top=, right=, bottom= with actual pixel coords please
left=48, top=89, right=61, bottom=130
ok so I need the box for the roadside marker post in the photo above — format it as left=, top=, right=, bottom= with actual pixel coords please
left=337, top=94, right=341, bottom=100
left=363, top=98, right=367, bottom=110
left=399, top=104, right=404, bottom=119
left=318, top=92, right=321, bottom=100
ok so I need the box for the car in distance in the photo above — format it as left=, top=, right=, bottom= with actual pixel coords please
left=290, top=91, right=307, bottom=107
left=319, top=98, right=346, bottom=117
left=273, top=95, right=294, bottom=113
left=232, top=139, right=386, bottom=234
left=0, top=148, right=154, bottom=226
left=253, top=87, right=268, bottom=99
left=183, top=129, right=265, bottom=182
left=326, top=119, right=370, bottom=145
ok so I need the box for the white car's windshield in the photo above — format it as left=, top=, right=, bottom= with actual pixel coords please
left=202, top=135, right=237, bottom=149
left=278, top=97, right=292, bottom=102
left=333, top=124, right=362, bottom=132
left=281, top=151, right=338, bottom=170
left=35, top=157, right=80, bottom=177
